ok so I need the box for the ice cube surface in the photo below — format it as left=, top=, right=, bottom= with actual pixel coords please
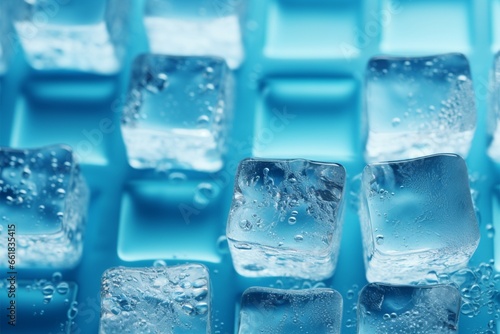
left=364, top=53, right=476, bottom=162
left=359, top=154, right=479, bottom=283
left=226, top=158, right=346, bottom=280
left=238, top=287, right=343, bottom=334
left=143, top=0, right=244, bottom=69
left=488, top=52, right=500, bottom=161
left=0, top=145, right=89, bottom=268
left=11, top=0, right=128, bottom=73
left=0, top=0, right=9, bottom=74
left=100, top=264, right=211, bottom=334
left=121, top=54, right=232, bottom=172
left=357, top=283, right=461, bottom=334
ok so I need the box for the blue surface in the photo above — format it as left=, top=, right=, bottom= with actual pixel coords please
left=0, top=0, right=498, bottom=333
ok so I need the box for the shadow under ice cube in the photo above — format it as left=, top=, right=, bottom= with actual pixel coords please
left=226, top=158, right=346, bottom=280
left=121, top=54, right=232, bottom=172
left=359, top=154, right=479, bottom=284
left=357, top=283, right=461, bottom=334
left=100, top=264, right=210, bottom=334
left=238, top=287, right=343, bottom=334
left=0, top=145, right=89, bottom=268
left=364, top=53, right=476, bottom=162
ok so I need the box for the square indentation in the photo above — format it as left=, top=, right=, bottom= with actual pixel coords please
left=10, top=97, right=113, bottom=166
left=380, top=0, right=471, bottom=54
left=253, top=78, right=359, bottom=161
left=117, top=179, right=225, bottom=262
left=264, top=0, right=362, bottom=59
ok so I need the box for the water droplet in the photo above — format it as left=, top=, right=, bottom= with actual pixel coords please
left=391, top=117, right=401, bottom=127
left=197, top=115, right=210, bottom=127
left=216, top=235, right=229, bottom=254
left=42, top=283, right=55, bottom=295
left=288, top=217, right=297, bottom=225
left=294, top=235, right=304, bottom=242
left=56, top=188, right=66, bottom=198
left=346, top=290, right=355, bottom=299
left=195, top=302, right=209, bottom=315
left=168, top=172, right=186, bottom=182
left=239, top=220, right=252, bottom=231
left=38, top=205, right=46, bottom=212
left=194, top=183, right=216, bottom=206
left=457, top=74, right=467, bottom=81
left=56, top=282, right=69, bottom=295
left=182, top=303, right=194, bottom=315
left=376, top=235, right=384, bottom=245
left=487, top=224, right=495, bottom=238
left=291, top=210, right=298, bottom=216
left=153, top=259, right=167, bottom=267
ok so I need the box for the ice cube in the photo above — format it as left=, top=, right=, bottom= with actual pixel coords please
left=121, top=54, right=232, bottom=172
left=0, top=0, right=9, bottom=75
left=100, top=264, right=210, bottom=334
left=226, top=158, right=346, bottom=280
left=359, top=153, right=479, bottom=284
left=11, top=0, right=129, bottom=73
left=0, top=145, right=89, bottom=268
left=488, top=52, right=500, bottom=162
left=364, top=53, right=476, bottom=162
left=0, top=278, right=78, bottom=333
left=238, top=287, right=342, bottom=334
left=357, top=283, right=461, bottom=334
left=143, top=0, right=244, bottom=69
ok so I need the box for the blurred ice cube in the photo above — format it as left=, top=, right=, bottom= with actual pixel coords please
left=238, top=287, right=342, bottom=334
left=0, top=145, right=89, bottom=268
left=488, top=52, right=500, bottom=162
left=359, top=154, right=479, bottom=283
left=357, top=283, right=461, bottom=334
left=364, top=53, right=476, bottom=162
left=100, top=264, right=210, bottom=334
left=226, top=158, right=345, bottom=280
left=12, top=0, right=129, bottom=73
left=143, top=0, right=244, bottom=69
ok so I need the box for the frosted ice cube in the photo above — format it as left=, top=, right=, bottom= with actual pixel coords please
left=364, top=53, right=476, bottom=162
left=359, top=154, right=479, bottom=284
left=143, top=0, right=244, bottom=69
left=12, top=0, right=128, bottom=73
left=488, top=52, right=500, bottom=162
left=226, top=158, right=346, bottom=280
left=0, top=0, right=9, bottom=74
left=357, top=283, right=461, bottom=334
left=238, top=287, right=342, bottom=334
left=0, top=145, right=89, bottom=268
left=100, top=264, right=210, bottom=334
left=0, top=278, right=78, bottom=333
left=121, top=54, right=232, bottom=172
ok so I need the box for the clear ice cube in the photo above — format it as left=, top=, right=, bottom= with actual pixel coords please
left=143, top=0, right=244, bottom=69
left=12, top=0, right=129, bottom=73
left=0, top=145, right=89, bottom=268
left=238, top=287, right=343, bottom=334
left=100, top=264, right=210, bottom=334
left=364, top=53, right=476, bottom=162
left=357, top=283, right=461, bottom=334
left=121, top=54, right=232, bottom=172
left=488, top=51, right=500, bottom=162
left=0, top=278, right=78, bottom=333
left=226, top=158, right=346, bottom=280
left=359, top=154, right=479, bottom=284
